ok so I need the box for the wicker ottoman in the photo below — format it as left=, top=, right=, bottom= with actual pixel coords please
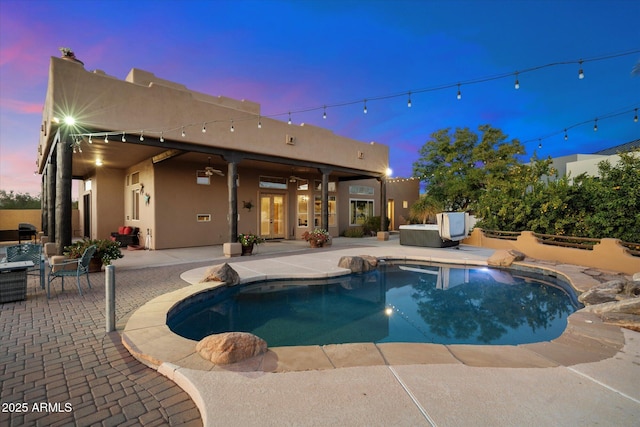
left=0, top=261, right=33, bottom=303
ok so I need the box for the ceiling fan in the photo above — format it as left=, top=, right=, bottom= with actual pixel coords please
left=289, top=175, right=304, bottom=182
left=204, top=157, right=225, bottom=176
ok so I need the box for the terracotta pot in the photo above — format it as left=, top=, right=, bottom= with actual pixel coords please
left=309, top=240, right=323, bottom=248
left=241, top=244, right=254, bottom=256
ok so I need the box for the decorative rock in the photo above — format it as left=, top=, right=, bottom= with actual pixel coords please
left=200, top=263, right=240, bottom=285
left=633, top=272, right=640, bottom=282
left=578, top=280, right=640, bottom=305
left=487, top=249, right=526, bottom=267
left=338, top=255, right=377, bottom=273
left=196, top=332, right=267, bottom=364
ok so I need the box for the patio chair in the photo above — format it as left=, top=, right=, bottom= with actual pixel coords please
left=47, top=245, right=96, bottom=298
left=5, top=243, right=44, bottom=292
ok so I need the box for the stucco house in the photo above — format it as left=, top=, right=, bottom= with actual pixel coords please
left=550, top=139, right=639, bottom=180
left=37, top=53, right=418, bottom=252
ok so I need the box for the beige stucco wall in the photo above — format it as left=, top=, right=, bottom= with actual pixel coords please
left=386, top=178, right=420, bottom=230
left=38, top=57, right=389, bottom=176
left=0, top=209, right=79, bottom=237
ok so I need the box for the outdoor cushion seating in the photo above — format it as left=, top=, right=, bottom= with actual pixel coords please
left=5, top=243, right=44, bottom=291
left=47, top=245, right=96, bottom=298
left=110, top=226, right=139, bottom=247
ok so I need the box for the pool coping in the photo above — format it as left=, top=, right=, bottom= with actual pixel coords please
left=121, top=253, right=627, bottom=374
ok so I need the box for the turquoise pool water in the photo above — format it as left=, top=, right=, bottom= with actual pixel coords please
left=168, top=262, right=582, bottom=347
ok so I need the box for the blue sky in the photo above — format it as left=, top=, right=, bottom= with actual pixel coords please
left=1, top=0, right=639, bottom=195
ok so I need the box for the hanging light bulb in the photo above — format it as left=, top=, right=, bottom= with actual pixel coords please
left=88, top=135, right=92, bottom=144
left=258, top=115, right=262, bottom=128
left=78, top=143, right=82, bottom=153
left=159, top=132, right=164, bottom=143
left=514, top=72, right=520, bottom=90
left=230, top=120, right=235, bottom=132
left=139, top=131, right=144, bottom=142
left=288, top=112, right=292, bottom=125
left=104, top=135, right=109, bottom=144
left=593, top=118, right=598, bottom=131
left=363, top=99, right=368, bottom=114
left=181, top=127, right=186, bottom=137
left=538, top=139, right=542, bottom=149
left=201, top=122, right=207, bottom=133
left=578, top=60, right=584, bottom=79
left=634, top=108, right=638, bottom=123
left=122, top=133, right=126, bottom=143
left=323, top=106, right=327, bottom=119
left=564, top=129, right=568, bottom=140
left=407, top=92, right=412, bottom=108
left=456, top=84, right=462, bottom=100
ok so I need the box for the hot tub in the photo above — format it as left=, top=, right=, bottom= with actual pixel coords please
left=399, top=224, right=459, bottom=248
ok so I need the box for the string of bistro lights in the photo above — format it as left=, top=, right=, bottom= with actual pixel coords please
left=68, top=49, right=639, bottom=154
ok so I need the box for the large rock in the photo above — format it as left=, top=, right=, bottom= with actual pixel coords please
left=487, top=249, right=526, bottom=267
left=338, top=255, right=377, bottom=273
left=580, top=279, right=640, bottom=332
left=196, top=332, right=267, bottom=364
left=200, top=263, right=240, bottom=285
left=578, top=280, right=640, bottom=305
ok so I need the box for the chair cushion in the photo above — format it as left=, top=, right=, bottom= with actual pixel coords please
left=123, top=226, right=133, bottom=235
left=118, top=226, right=126, bottom=234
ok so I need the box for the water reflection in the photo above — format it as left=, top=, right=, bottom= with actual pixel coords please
left=168, top=263, right=581, bottom=346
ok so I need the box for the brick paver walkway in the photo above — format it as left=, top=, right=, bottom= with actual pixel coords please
left=1, top=262, right=206, bottom=426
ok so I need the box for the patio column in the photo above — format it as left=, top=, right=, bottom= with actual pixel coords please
left=320, top=168, right=332, bottom=231
left=41, top=173, right=47, bottom=236
left=55, top=137, right=72, bottom=254
left=47, top=151, right=57, bottom=244
left=224, top=153, right=243, bottom=243
left=379, top=176, right=388, bottom=232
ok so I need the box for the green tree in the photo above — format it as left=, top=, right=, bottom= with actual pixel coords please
left=412, top=125, right=525, bottom=212
left=0, top=190, right=41, bottom=209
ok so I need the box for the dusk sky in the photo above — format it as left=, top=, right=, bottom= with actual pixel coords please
left=1, top=0, right=639, bottom=196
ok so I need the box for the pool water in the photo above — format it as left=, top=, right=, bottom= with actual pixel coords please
left=168, top=262, right=582, bottom=347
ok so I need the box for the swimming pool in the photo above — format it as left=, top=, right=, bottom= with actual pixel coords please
left=168, top=262, right=582, bottom=347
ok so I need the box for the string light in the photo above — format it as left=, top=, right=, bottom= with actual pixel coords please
left=578, top=60, right=584, bottom=79
left=159, top=132, right=164, bottom=142
left=564, top=129, right=568, bottom=140
left=323, top=106, right=327, bottom=119
left=121, top=133, right=126, bottom=143
left=181, top=127, right=186, bottom=137
left=407, top=92, right=412, bottom=108
left=201, top=122, right=207, bottom=133
left=88, top=135, right=92, bottom=144
left=538, top=139, right=542, bottom=149
left=139, top=131, right=144, bottom=142
left=456, top=83, right=461, bottom=100
left=230, top=120, right=235, bottom=132
left=634, top=108, right=638, bottom=122
left=258, top=116, right=262, bottom=128
left=363, top=99, right=368, bottom=114
left=288, top=112, right=292, bottom=124
left=104, top=135, right=109, bottom=143
left=514, top=72, right=520, bottom=89
left=593, top=118, right=598, bottom=131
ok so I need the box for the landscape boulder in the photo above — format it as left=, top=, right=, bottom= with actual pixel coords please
left=200, top=263, right=240, bottom=285
left=579, top=279, right=640, bottom=332
left=338, top=255, right=378, bottom=273
left=487, top=249, right=526, bottom=267
left=196, top=332, right=267, bottom=364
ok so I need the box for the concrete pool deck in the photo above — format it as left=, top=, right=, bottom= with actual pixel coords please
left=119, top=236, right=640, bottom=426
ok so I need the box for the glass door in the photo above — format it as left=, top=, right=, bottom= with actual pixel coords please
left=260, top=194, right=285, bottom=239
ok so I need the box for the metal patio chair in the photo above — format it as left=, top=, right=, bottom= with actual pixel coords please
left=47, top=245, right=96, bottom=298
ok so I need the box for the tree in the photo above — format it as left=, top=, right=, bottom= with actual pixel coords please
left=0, top=190, right=41, bottom=209
left=412, top=125, right=525, bottom=212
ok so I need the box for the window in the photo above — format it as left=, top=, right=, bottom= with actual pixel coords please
left=297, top=195, right=308, bottom=227
left=131, top=172, right=140, bottom=185
left=314, top=195, right=337, bottom=227
left=314, top=181, right=336, bottom=192
left=296, top=180, right=309, bottom=191
left=349, top=185, right=374, bottom=195
left=259, top=176, right=287, bottom=189
left=196, top=170, right=210, bottom=185
left=197, top=214, right=211, bottom=222
left=84, top=180, right=92, bottom=192
left=350, top=199, right=374, bottom=225
left=132, top=189, right=140, bottom=220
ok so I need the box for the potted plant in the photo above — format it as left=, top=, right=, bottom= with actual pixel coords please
left=302, top=228, right=330, bottom=248
left=237, top=232, right=264, bottom=256
left=64, top=238, right=124, bottom=272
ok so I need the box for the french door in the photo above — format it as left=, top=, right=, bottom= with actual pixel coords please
left=259, top=194, right=285, bottom=239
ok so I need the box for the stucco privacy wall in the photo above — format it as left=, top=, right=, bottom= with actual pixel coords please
left=464, top=228, right=640, bottom=275
left=0, top=210, right=80, bottom=237
left=37, top=57, right=388, bottom=175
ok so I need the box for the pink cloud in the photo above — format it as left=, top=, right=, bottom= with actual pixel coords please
left=0, top=98, right=43, bottom=114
